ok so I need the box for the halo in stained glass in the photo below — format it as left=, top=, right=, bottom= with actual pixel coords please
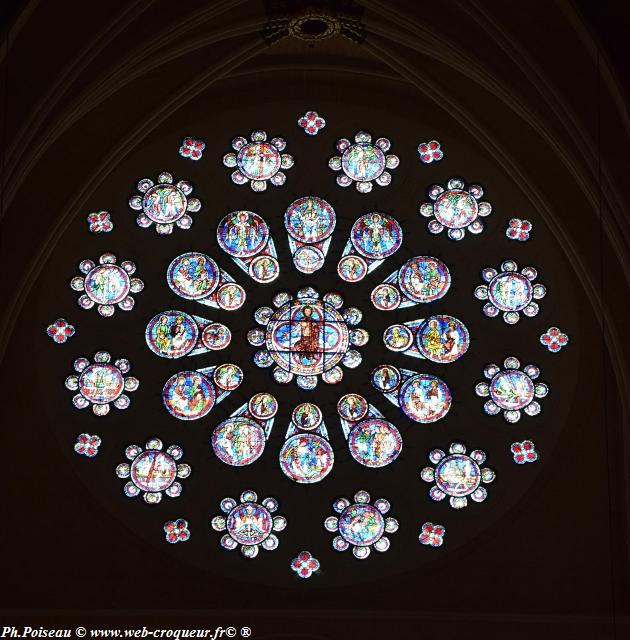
left=248, top=392, right=278, bottom=419
left=292, top=403, right=323, bottom=430
left=279, top=433, right=334, bottom=483
left=348, top=419, right=402, bottom=468
left=285, top=196, right=336, bottom=243
left=162, top=371, right=215, bottom=420
left=217, top=211, right=270, bottom=258
left=338, top=503, right=385, bottom=546
left=212, top=417, right=266, bottom=466
left=399, top=374, right=451, bottom=423
left=350, top=213, right=402, bottom=259
left=417, top=315, right=470, bottom=363
left=167, top=252, right=220, bottom=300
left=145, top=311, right=199, bottom=359
left=79, top=363, right=125, bottom=404
left=142, top=184, right=187, bottom=224
left=399, top=257, right=451, bottom=303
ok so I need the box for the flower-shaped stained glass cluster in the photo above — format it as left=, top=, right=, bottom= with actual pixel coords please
left=419, top=177, right=492, bottom=240
left=164, top=519, right=191, bottom=543
left=474, top=260, right=546, bottom=324
left=419, top=522, right=446, bottom=547
left=506, top=218, right=532, bottom=241
left=540, top=327, right=569, bottom=352
left=74, top=433, right=101, bottom=458
left=211, top=490, right=287, bottom=559
left=297, top=111, right=326, bottom=135
left=70, top=253, right=143, bottom=317
left=511, top=440, right=539, bottom=464
left=329, top=131, right=399, bottom=193
left=249, top=287, right=367, bottom=390
left=417, top=140, right=443, bottom=163
left=47, top=318, right=75, bottom=344
left=129, top=172, right=201, bottom=234
left=420, top=442, right=495, bottom=509
left=179, top=137, right=205, bottom=160
left=87, top=211, right=113, bottom=234
left=65, top=351, right=139, bottom=416
left=116, top=438, right=191, bottom=504
left=324, top=490, right=398, bottom=560
left=475, top=357, right=548, bottom=423
left=291, top=551, right=320, bottom=578
left=223, top=130, right=293, bottom=191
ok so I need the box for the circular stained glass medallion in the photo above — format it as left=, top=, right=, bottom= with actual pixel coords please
left=398, top=257, right=450, bottom=303
left=130, top=450, right=177, bottom=493
left=351, top=213, right=402, bottom=259
left=167, top=253, right=220, bottom=301
left=237, top=142, right=281, bottom=181
left=217, top=211, right=270, bottom=258
left=226, top=502, right=273, bottom=545
left=417, top=315, right=469, bottom=363
left=383, top=324, right=414, bottom=352
left=337, top=393, right=369, bottom=421
left=434, top=189, right=478, bottom=229
left=488, top=272, right=533, bottom=311
left=84, top=265, right=130, bottom=305
left=265, top=298, right=350, bottom=376
left=338, top=503, right=385, bottom=546
left=279, top=434, right=334, bottom=483
left=348, top=419, right=402, bottom=468
left=342, top=143, right=386, bottom=182
left=162, top=371, right=215, bottom=420
left=292, top=403, right=323, bottom=430
left=435, top=454, right=481, bottom=497
left=248, top=392, right=278, bottom=419
left=142, top=184, right=187, bottom=224
left=489, top=370, right=535, bottom=410
left=146, top=311, right=198, bottom=358
left=212, top=417, right=266, bottom=466
left=293, top=246, right=325, bottom=274
left=338, top=255, right=368, bottom=282
left=285, top=196, right=335, bottom=243
left=79, top=364, right=125, bottom=404
left=399, top=374, right=451, bottom=423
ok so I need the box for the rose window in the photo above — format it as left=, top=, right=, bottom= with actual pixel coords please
left=44, top=104, right=574, bottom=588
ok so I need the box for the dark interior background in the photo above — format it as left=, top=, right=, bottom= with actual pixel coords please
left=1, top=2, right=629, bottom=638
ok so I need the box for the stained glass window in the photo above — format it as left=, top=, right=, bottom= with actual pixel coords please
left=48, top=104, right=571, bottom=584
